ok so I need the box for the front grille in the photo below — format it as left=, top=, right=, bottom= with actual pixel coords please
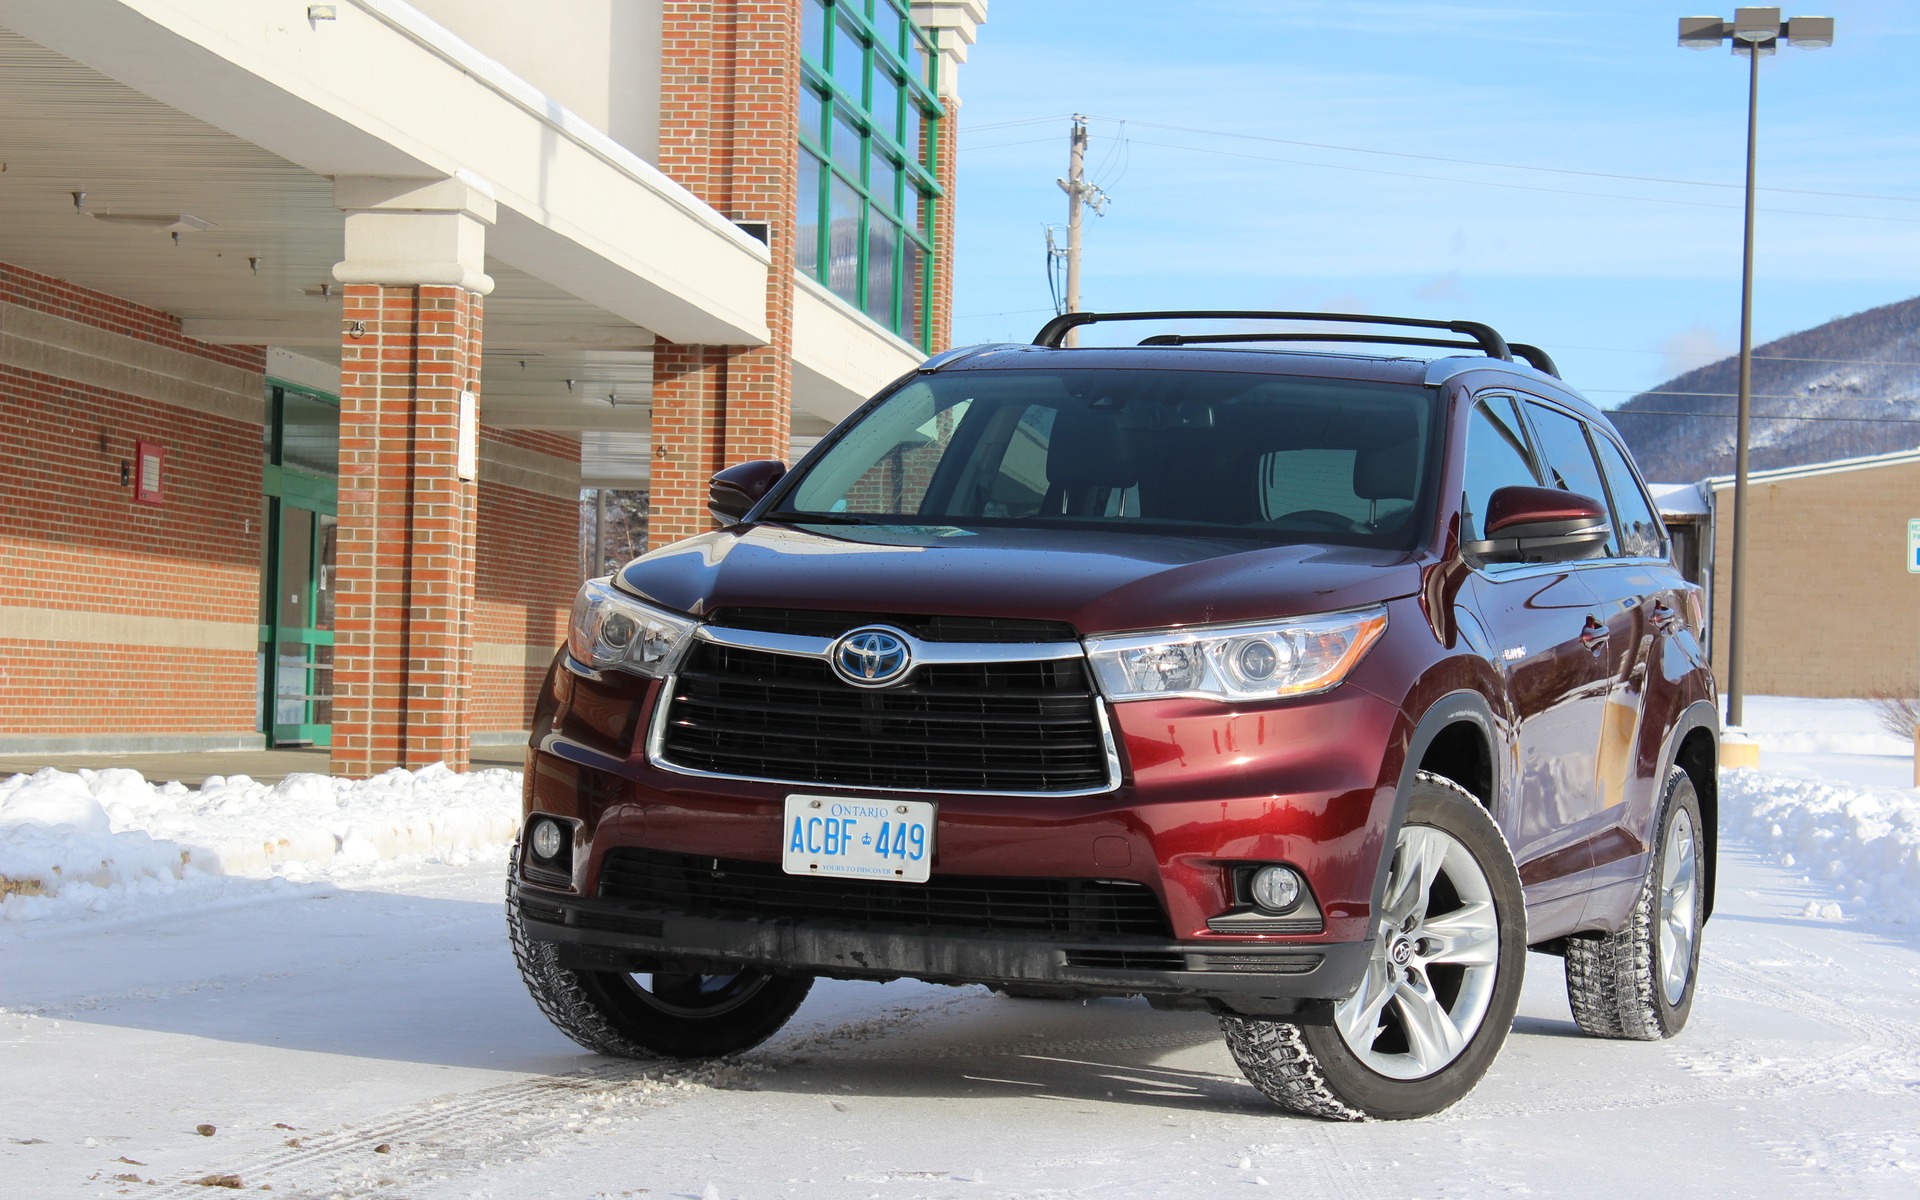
left=599, top=849, right=1172, bottom=938
left=709, top=608, right=1078, bottom=643
left=657, top=640, right=1111, bottom=793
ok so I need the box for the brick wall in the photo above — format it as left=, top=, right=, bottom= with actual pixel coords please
left=1709, top=459, right=1920, bottom=698
left=0, top=262, right=264, bottom=744
left=474, top=427, right=579, bottom=735
left=1, top=262, right=264, bottom=374
left=650, top=0, right=799, bottom=549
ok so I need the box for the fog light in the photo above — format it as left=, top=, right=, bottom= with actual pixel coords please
left=531, top=818, right=565, bottom=861
left=1251, top=865, right=1303, bottom=913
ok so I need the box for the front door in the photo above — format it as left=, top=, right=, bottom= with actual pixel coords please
left=260, top=382, right=340, bottom=747
left=266, top=490, right=336, bottom=746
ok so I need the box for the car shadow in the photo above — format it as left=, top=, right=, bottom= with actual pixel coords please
left=0, top=881, right=1266, bottom=1115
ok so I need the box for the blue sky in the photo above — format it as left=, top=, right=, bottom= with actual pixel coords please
left=948, top=1, right=1920, bottom=406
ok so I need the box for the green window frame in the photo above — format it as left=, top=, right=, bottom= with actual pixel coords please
left=798, top=0, right=944, bottom=351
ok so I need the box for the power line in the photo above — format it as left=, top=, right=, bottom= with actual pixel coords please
left=1589, top=388, right=1920, bottom=400
left=1080, top=115, right=1920, bottom=206
left=960, top=114, right=1072, bottom=133
left=1606, top=409, right=1920, bottom=424
left=1116, top=136, right=1920, bottom=226
left=956, top=136, right=1059, bottom=152
left=1555, top=346, right=1920, bottom=368
left=955, top=306, right=1057, bottom=320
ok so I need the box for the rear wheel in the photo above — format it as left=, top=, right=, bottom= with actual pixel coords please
left=1564, top=767, right=1704, bottom=1040
left=1222, top=773, right=1526, bottom=1120
left=507, top=863, right=811, bottom=1059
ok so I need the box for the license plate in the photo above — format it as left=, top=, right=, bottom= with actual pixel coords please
left=781, top=794, right=935, bottom=883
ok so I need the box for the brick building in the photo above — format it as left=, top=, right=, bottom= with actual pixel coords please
left=0, top=0, right=988, bottom=771
left=1653, top=449, right=1920, bottom=698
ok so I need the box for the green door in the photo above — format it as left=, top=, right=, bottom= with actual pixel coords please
left=261, top=383, right=340, bottom=747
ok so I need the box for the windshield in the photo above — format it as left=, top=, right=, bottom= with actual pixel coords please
left=776, top=368, right=1438, bottom=549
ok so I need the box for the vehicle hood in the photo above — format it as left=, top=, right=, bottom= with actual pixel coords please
left=618, top=522, right=1423, bottom=635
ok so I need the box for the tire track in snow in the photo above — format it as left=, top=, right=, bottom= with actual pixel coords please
left=141, top=1059, right=741, bottom=1199
left=1694, top=948, right=1920, bottom=1091
left=1449, top=945, right=1920, bottom=1122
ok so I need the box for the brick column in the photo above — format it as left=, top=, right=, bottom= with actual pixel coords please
left=929, top=100, right=960, bottom=353
left=650, top=0, right=799, bottom=550
left=329, top=177, right=495, bottom=777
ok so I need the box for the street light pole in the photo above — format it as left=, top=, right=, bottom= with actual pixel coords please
left=1677, top=8, right=1833, bottom=729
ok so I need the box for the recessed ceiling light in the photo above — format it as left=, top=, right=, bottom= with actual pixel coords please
left=88, top=212, right=215, bottom=233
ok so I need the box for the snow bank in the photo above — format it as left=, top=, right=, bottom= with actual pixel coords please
left=1721, top=768, right=1920, bottom=925
left=0, top=765, right=521, bottom=922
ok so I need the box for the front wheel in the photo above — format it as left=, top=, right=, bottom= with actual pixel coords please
left=507, top=864, right=812, bottom=1059
left=1564, top=766, right=1704, bottom=1040
left=1222, top=773, right=1527, bottom=1120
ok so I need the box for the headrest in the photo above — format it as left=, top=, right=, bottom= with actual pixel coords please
left=1046, top=405, right=1137, bottom=489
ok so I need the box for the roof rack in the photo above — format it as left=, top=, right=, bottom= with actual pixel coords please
left=1032, top=310, right=1514, bottom=363
left=1129, top=329, right=1560, bottom=379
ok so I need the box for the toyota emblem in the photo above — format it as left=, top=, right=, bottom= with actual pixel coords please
left=831, top=627, right=912, bottom=688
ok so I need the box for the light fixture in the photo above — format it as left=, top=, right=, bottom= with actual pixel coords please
left=1678, top=16, right=1729, bottom=48
left=72, top=193, right=215, bottom=233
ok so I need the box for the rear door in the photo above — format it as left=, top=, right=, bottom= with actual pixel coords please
left=1516, top=398, right=1673, bottom=908
left=1582, top=427, right=1696, bottom=898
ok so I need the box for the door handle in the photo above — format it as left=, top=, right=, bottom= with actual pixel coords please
left=1579, top=615, right=1608, bottom=654
left=1651, top=602, right=1680, bottom=633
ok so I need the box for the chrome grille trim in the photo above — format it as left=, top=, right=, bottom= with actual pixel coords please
left=648, top=624, right=1122, bottom=797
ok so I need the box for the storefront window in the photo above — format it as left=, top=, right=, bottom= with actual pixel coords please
left=798, top=0, right=941, bottom=350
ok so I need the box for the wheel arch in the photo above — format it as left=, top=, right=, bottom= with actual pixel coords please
left=1367, top=689, right=1502, bottom=922
left=1664, top=702, right=1721, bottom=921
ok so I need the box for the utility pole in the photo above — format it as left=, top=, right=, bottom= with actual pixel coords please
left=1055, top=114, right=1108, bottom=346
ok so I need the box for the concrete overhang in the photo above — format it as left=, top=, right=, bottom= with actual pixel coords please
left=0, top=0, right=771, bottom=347
left=790, top=274, right=924, bottom=430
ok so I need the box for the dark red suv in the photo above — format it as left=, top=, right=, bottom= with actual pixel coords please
left=508, top=312, right=1719, bottom=1120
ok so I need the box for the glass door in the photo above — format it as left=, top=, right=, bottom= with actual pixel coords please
left=267, top=497, right=335, bottom=745
left=261, top=382, right=340, bottom=747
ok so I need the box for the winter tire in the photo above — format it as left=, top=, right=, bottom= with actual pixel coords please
left=1221, top=772, right=1526, bottom=1120
left=1564, top=766, right=1704, bottom=1040
left=507, top=859, right=812, bottom=1059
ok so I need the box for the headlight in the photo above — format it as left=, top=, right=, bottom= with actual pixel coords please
left=1085, top=607, right=1388, bottom=702
left=567, top=578, right=698, bottom=677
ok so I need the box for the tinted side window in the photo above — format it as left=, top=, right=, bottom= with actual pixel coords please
left=1522, top=401, right=1620, bottom=556
left=1462, top=397, right=1540, bottom=542
left=1592, top=433, right=1666, bottom=559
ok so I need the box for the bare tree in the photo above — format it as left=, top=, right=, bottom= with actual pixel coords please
left=1868, top=687, right=1920, bottom=741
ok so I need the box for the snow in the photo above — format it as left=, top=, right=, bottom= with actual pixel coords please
left=3, top=698, right=1918, bottom=1197
left=0, top=764, right=522, bottom=921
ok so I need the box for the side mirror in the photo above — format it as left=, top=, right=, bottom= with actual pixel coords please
left=708, top=459, right=787, bottom=524
left=1465, top=486, right=1610, bottom=564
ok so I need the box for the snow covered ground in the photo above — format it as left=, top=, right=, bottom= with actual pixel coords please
left=3, top=698, right=1917, bottom=1198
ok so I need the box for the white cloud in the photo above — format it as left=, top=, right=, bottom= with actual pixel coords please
left=1659, top=323, right=1734, bottom=379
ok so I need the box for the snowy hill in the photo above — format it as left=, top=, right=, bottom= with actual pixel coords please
left=1611, top=295, right=1920, bottom=482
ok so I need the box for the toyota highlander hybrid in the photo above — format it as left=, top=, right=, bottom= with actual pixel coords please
left=507, top=311, right=1719, bottom=1120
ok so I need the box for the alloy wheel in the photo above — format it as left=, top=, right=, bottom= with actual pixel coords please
left=1335, top=824, right=1502, bottom=1080
left=1658, top=807, right=1700, bottom=1006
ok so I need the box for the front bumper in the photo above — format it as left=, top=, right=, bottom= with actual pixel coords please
left=514, top=881, right=1372, bottom=1017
